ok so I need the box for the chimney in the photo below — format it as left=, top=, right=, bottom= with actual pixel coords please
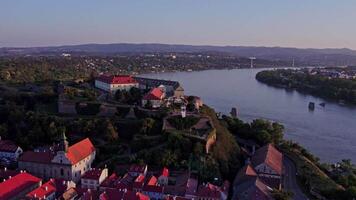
left=45, top=186, right=48, bottom=191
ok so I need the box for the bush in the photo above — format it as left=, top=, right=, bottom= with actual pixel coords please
left=167, top=115, right=200, bottom=130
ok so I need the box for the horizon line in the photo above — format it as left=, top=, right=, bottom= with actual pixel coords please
left=1, top=42, right=355, bottom=51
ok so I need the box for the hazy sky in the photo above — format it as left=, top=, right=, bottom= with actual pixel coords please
left=1, top=0, right=356, bottom=49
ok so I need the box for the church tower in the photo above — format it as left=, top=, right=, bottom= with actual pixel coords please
left=59, top=132, right=69, bottom=152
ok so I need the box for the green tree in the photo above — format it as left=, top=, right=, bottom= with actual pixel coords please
left=141, top=118, right=155, bottom=135
left=105, top=120, right=118, bottom=141
left=161, top=150, right=178, bottom=168
left=271, top=190, right=294, bottom=200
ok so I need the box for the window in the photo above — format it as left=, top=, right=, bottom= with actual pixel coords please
left=60, top=168, right=64, bottom=176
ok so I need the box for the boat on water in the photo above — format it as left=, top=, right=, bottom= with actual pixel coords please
left=308, top=102, right=315, bottom=110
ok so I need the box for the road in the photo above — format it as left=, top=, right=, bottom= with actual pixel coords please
left=283, top=156, right=309, bottom=200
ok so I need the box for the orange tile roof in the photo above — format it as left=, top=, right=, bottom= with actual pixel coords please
left=147, top=176, right=157, bottom=186
left=234, top=164, right=258, bottom=186
left=66, top=138, right=95, bottom=165
left=252, top=144, right=283, bottom=175
left=0, top=172, right=41, bottom=199
left=143, top=88, right=164, bottom=100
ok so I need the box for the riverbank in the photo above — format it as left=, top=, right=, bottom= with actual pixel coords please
left=142, top=68, right=356, bottom=164
left=255, top=69, right=356, bottom=105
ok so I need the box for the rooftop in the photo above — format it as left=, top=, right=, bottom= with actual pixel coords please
left=251, top=144, right=283, bottom=175
left=82, top=168, right=105, bottom=180
left=0, top=139, right=20, bottom=153
left=0, top=172, right=41, bottom=199
left=143, top=88, right=164, bottom=100
left=97, top=75, right=138, bottom=85
left=27, top=179, right=57, bottom=199
left=66, top=138, right=95, bottom=164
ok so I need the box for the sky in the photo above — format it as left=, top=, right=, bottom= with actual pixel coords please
left=1, top=0, right=356, bottom=49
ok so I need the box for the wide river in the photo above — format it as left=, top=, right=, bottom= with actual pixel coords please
left=143, top=68, right=356, bottom=164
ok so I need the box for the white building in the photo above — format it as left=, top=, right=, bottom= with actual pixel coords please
left=81, top=168, right=108, bottom=190
left=142, top=88, right=165, bottom=108
left=0, top=138, right=23, bottom=161
left=18, top=133, right=96, bottom=183
left=95, top=75, right=139, bottom=94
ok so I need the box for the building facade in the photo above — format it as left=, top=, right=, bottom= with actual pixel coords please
left=81, top=168, right=109, bottom=190
left=18, top=134, right=96, bottom=183
left=95, top=75, right=139, bottom=93
left=0, top=138, right=23, bottom=161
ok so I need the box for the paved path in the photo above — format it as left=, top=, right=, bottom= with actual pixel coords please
left=283, top=156, right=309, bottom=200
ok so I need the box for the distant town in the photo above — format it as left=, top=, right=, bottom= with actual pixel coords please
left=0, top=50, right=355, bottom=200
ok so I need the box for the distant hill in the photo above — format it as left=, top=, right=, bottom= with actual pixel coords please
left=2, top=43, right=356, bottom=65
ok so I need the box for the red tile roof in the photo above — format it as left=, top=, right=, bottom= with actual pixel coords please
left=143, top=88, right=164, bottom=100
left=0, top=172, right=41, bottom=199
left=161, top=167, right=169, bottom=177
left=234, top=164, right=258, bottom=185
left=27, top=179, right=56, bottom=199
left=66, top=138, right=95, bottom=164
left=0, top=140, right=20, bottom=153
left=100, top=173, right=120, bottom=189
left=97, top=75, right=138, bottom=85
left=251, top=144, right=283, bottom=175
left=82, top=168, right=104, bottom=180
left=146, top=176, right=157, bottom=186
left=133, top=175, right=145, bottom=189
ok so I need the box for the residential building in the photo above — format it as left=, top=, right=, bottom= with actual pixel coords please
left=251, top=144, right=283, bottom=189
left=133, top=174, right=146, bottom=192
left=26, top=179, right=57, bottom=200
left=128, top=164, right=148, bottom=177
left=0, top=138, right=23, bottom=162
left=233, top=164, right=274, bottom=200
left=142, top=88, right=165, bottom=108
left=18, top=133, right=96, bottom=183
left=0, top=172, right=42, bottom=200
left=95, top=75, right=139, bottom=93
left=158, top=167, right=169, bottom=186
left=142, top=184, right=164, bottom=200
left=184, top=178, right=198, bottom=199
left=81, top=168, right=109, bottom=190
left=99, top=188, right=150, bottom=200
left=60, top=187, right=79, bottom=200
left=134, top=77, right=184, bottom=98
left=99, top=173, right=121, bottom=191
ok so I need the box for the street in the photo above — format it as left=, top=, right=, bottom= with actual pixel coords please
left=283, top=156, right=309, bottom=200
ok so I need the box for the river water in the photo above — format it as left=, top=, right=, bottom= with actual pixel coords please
left=143, top=68, right=356, bottom=164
